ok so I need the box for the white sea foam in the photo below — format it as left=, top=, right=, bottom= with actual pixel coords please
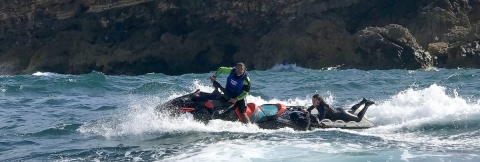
left=32, top=71, right=61, bottom=76
left=266, top=64, right=312, bottom=72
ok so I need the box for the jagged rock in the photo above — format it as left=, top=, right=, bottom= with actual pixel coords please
left=432, top=21, right=480, bottom=67
left=444, top=41, right=480, bottom=68
left=469, top=21, right=480, bottom=42
left=428, top=42, right=449, bottom=66
left=353, top=24, right=433, bottom=70
left=443, top=26, right=471, bottom=43
left=407, top=6, right=471, bottom=48
left=253, top=15, right=355, bottom=70
left=468, top=0, right=480, bottom=23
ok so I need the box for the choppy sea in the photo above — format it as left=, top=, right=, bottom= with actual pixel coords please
left=1, top=65, right=480, bottom=162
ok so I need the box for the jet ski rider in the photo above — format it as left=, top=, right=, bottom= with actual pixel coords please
left=210, top=62, right=251, bottom=124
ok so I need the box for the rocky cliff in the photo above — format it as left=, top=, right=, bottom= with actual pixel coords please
left=0, top=0, right=479, bottom=75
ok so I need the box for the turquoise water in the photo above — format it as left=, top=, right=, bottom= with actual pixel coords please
left=1, top=65, right=480, bottom=161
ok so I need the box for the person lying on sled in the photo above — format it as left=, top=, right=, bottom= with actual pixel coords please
left=302, top=94, right=375, bottom=122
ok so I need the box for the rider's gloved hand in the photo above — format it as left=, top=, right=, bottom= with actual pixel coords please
left=210, top=76, right=216, bottom=82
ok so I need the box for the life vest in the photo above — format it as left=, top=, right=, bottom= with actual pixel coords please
left=225, top=68, right=249, bottom=97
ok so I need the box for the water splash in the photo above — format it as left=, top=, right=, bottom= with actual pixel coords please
left=266, top=64, right=311, bottom=72
left=367, top=84, right=480, bottom=128
left=32, top=72, right=60, bottom=77
left=342, top=84, right=480, bottom=153
left=77, top=80, right=302, bottom=139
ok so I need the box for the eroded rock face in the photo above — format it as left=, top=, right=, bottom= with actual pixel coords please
left=428, top=42, right=449, bottom=66
left=353, top=24, right=433, bottom=70
left=0, top=0, right=479, bottom=75
left=405, top=0, right=471, bottom=48
left=443, top=41, right=480, bottom=68
left=253, top=15, right=355, bottom=70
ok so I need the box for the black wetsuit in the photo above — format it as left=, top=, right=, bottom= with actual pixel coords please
left=307, top=103, right=369, bottom=122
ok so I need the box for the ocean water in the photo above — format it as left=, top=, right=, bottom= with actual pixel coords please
left=1, top=65, right=480, bottom=162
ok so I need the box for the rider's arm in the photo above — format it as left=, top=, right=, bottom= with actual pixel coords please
left=316, top=105, right=326, bottom=120
left=306, top=105, right=315, bottom=113
left=236, top=77, right=250, bottom=100
left=213, top=67, right=233, bottom=77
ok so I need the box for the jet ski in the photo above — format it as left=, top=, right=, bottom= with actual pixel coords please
left=157, top=81, right=375, bottom=131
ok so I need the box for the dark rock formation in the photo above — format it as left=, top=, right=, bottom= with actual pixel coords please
left=0, top=0, right=479, bottom=75
left=253, top=14, right=356, bottom=70
left=353, top=24, right=433, bottom=70
left=437, top=41, right=480, bottom=68
left=428, top=21, right=480, bottom=67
